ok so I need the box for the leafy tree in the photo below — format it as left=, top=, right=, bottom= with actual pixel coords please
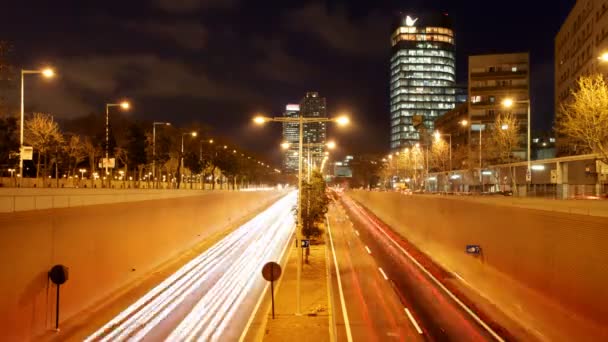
left=430, top=139, right=450, bottom=172
left=557, top=74, right=608, bottom=163
left=298, top=170, right=330, bottom=239
left=24, top=113, right=64, bottom=179
left=490, top=113, right=520, bottom=192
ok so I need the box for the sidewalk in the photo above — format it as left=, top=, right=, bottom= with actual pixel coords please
left=262, top=243, right=330, bottom=342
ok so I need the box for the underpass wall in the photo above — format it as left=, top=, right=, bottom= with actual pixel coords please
left=0, top=190, right=285, bottom=341
left=348, top=191, right=608, bottom=328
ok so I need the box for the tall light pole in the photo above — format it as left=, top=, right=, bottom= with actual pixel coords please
left=254, top=113, right=349, bottom=315
left=153, top=121, right=171, bottom=182
left=281, top=140, right=336, bottom=182
left=434, top=131, right=452, bottom=171
left=461, top=119, right=484, bottom=189
left=180, top=131, right=197, bottom=186
left=502, top=98, right=531, bottom=183
left=20, top=67, right=55, bottom=178
left=105, top=101, right=130, bottom=186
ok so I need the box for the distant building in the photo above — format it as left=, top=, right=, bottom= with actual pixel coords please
left=282, top=104, right=300, bottom=173
left=555, top=0, right=608, bottom=155
left=468, top=53, right=530, bottom=161
left=281, top=92, right=328, bottom=173
left=333, top=155, right=354, bottom=178
left=300, top=92, right=327, bottom=169
left=390, top=12, right=456, bottom=151
left=532, top=133, right=557, bottom=160
left=433, top=103, right=468, bottom=148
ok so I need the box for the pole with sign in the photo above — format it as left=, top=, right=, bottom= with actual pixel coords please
left=262, top=262, right=282, bottom=319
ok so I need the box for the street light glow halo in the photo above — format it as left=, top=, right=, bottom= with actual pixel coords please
left=120, top=101, right=130, bottom=109
left=42, top=68, right=55, bottom=78
left=253, top=116, right=267, bottom=124
left=502, top=98, right=514, bottom=108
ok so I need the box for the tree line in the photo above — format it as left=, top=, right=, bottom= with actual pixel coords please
left=0, top=111, right=283, bottom=189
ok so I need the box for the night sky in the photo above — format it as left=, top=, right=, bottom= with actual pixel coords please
left=2, top=0, right=575, bottom=164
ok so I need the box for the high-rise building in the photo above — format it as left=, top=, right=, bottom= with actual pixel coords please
left=555, top=0, right=608, bottom=155
left=390, top=12, right=456, bottom=151
left=468, top=53, right=530, bottom=160
left=281, top=92, right=327, bottom=173
left=300, top=92, right=327, bottom=169
left=282, top=104, right=300, bottom=173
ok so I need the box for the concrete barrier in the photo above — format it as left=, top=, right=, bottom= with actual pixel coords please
left=0, top=188, right=262, bottom=213
left=0, top=190, right=285, bottom=341
left=348, top=191, right=608, bottom=334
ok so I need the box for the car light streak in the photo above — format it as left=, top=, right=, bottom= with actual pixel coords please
left=86, top=192, right=296, bottom=342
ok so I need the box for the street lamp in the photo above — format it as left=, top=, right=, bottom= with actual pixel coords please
left=254, top=112, right=350, bottom=315
left=79, top=168, right=87, bottom=179
left=434, top=131, right=452, bottom=171
left=326, top=141, right=336, bottom=150
left=19, top=67, right=55, bottom=178
left=153, top=121, right=171, bottom=181
left=105, top=101, right=131, bottom=182
left=502, top=97, right=531, bottom=183
left=181, top=131, right=197, bottom=178
left=599, top=52, right=608, bottom=63
left=461, top=119, right=484, bottom=189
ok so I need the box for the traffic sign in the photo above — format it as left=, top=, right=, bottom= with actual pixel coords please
left=261, top=262, right=282, bottom=319
left=301, top=239, right=310, bottom=248
left=466, top=245, right=481, bottom=254
left=20, top=146, right=33, bottom=160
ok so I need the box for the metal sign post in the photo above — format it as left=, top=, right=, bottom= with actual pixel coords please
left=48, top=265, right=69, bottom=331
left=262, top=262, right=282, bottom=319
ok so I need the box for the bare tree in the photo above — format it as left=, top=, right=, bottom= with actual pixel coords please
left=431, top=139, right=450, bottom=171
left=24, top=113, right=63, bottom=179
left=491, top=113, right=520, bottom=192
left=64, top=135, right=86, bottom=177
left=557, top=74, right=608, bottom=164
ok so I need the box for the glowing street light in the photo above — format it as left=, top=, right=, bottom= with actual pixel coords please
left=326, top=141, right=336, bottom=149
left=281, top=142, right=290, bottom=150
left=253, top=110, right=350, bottom=314
left=599, top=52, right=608, bottom=62
left=19, top=67, right=56, bottom=179
left=502, top=98, right=514, bottom=108
left=105, top=101, right=131, bottom=183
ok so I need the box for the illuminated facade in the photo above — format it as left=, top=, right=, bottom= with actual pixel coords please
left=282, top=104, right=300, bottom=173
left=390, top=13, right=456, bottom=150
left=281, top=92, right=328, bottom=173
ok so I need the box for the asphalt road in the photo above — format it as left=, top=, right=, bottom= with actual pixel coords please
left=327, top=202, right=424, bottom=341
left=84, top=191, right=296, bottom=341
left=329, top=192, right=506, bottom=342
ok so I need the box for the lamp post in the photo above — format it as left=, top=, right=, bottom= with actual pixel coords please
left=199, top=138, right=214, bottom=190
left=105, top=101, right=130, bottom=186
left=254, top=113, right=349, bottom=315
left=502, top=97, right=531, bottom=183
left=461, top=119, right=484, bottom=190
left=20, top=67, right=55, bottom=179
left=153, top=122, right=171, bottom=183
left=180, top=131, right=197, bottom=188
left=281, top=140, right=336, bottom=182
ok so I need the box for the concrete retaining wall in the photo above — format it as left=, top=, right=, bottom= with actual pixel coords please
left=348, top=191, right=608, bottom=329
left=0, top=190, right=285, bottom=341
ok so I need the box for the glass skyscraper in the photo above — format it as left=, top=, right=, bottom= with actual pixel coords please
left=390, top=13, right=456, bottom=150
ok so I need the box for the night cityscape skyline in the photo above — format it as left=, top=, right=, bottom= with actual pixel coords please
left=1, top=0, right=575, bottom=163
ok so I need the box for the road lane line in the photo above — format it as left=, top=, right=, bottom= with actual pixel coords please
left=355, top=230, right=360, bottom=236
left=351, top=201, right=505, bottom=342
left=365, top=246, right=372, bottom=254
left=404, top=308, right=423, bottom=335
left=378, top=267, right=388, bottom=280
left=238, top=218, right=296, bottom=342
left=326, top=215, right=354, bottom=342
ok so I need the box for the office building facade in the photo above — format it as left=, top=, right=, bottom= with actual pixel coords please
left=555, top=0, right=608, bottom=155
left=468, top=53, right=530, bottom=160
left=281, top=92, right=328, bottom=173
left=390, top=12, right=456, bottom=151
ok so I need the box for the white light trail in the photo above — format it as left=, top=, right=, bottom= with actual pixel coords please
left=86, top=192, right=296, bottom=342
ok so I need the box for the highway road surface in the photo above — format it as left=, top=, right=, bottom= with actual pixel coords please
left=328, top=192, right=508, bottom=341
left=85, top=191, right=296, bottom=341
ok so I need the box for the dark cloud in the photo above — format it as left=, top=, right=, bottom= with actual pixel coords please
left=252, top=38, right=317, bottom=84
left=283, top=3, right=387, bottom=57
left=125, top=21, right=208, bottom=51
left=154, top=0, right=237, bottom=13
left=28, top=54, right=262, bottom=118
